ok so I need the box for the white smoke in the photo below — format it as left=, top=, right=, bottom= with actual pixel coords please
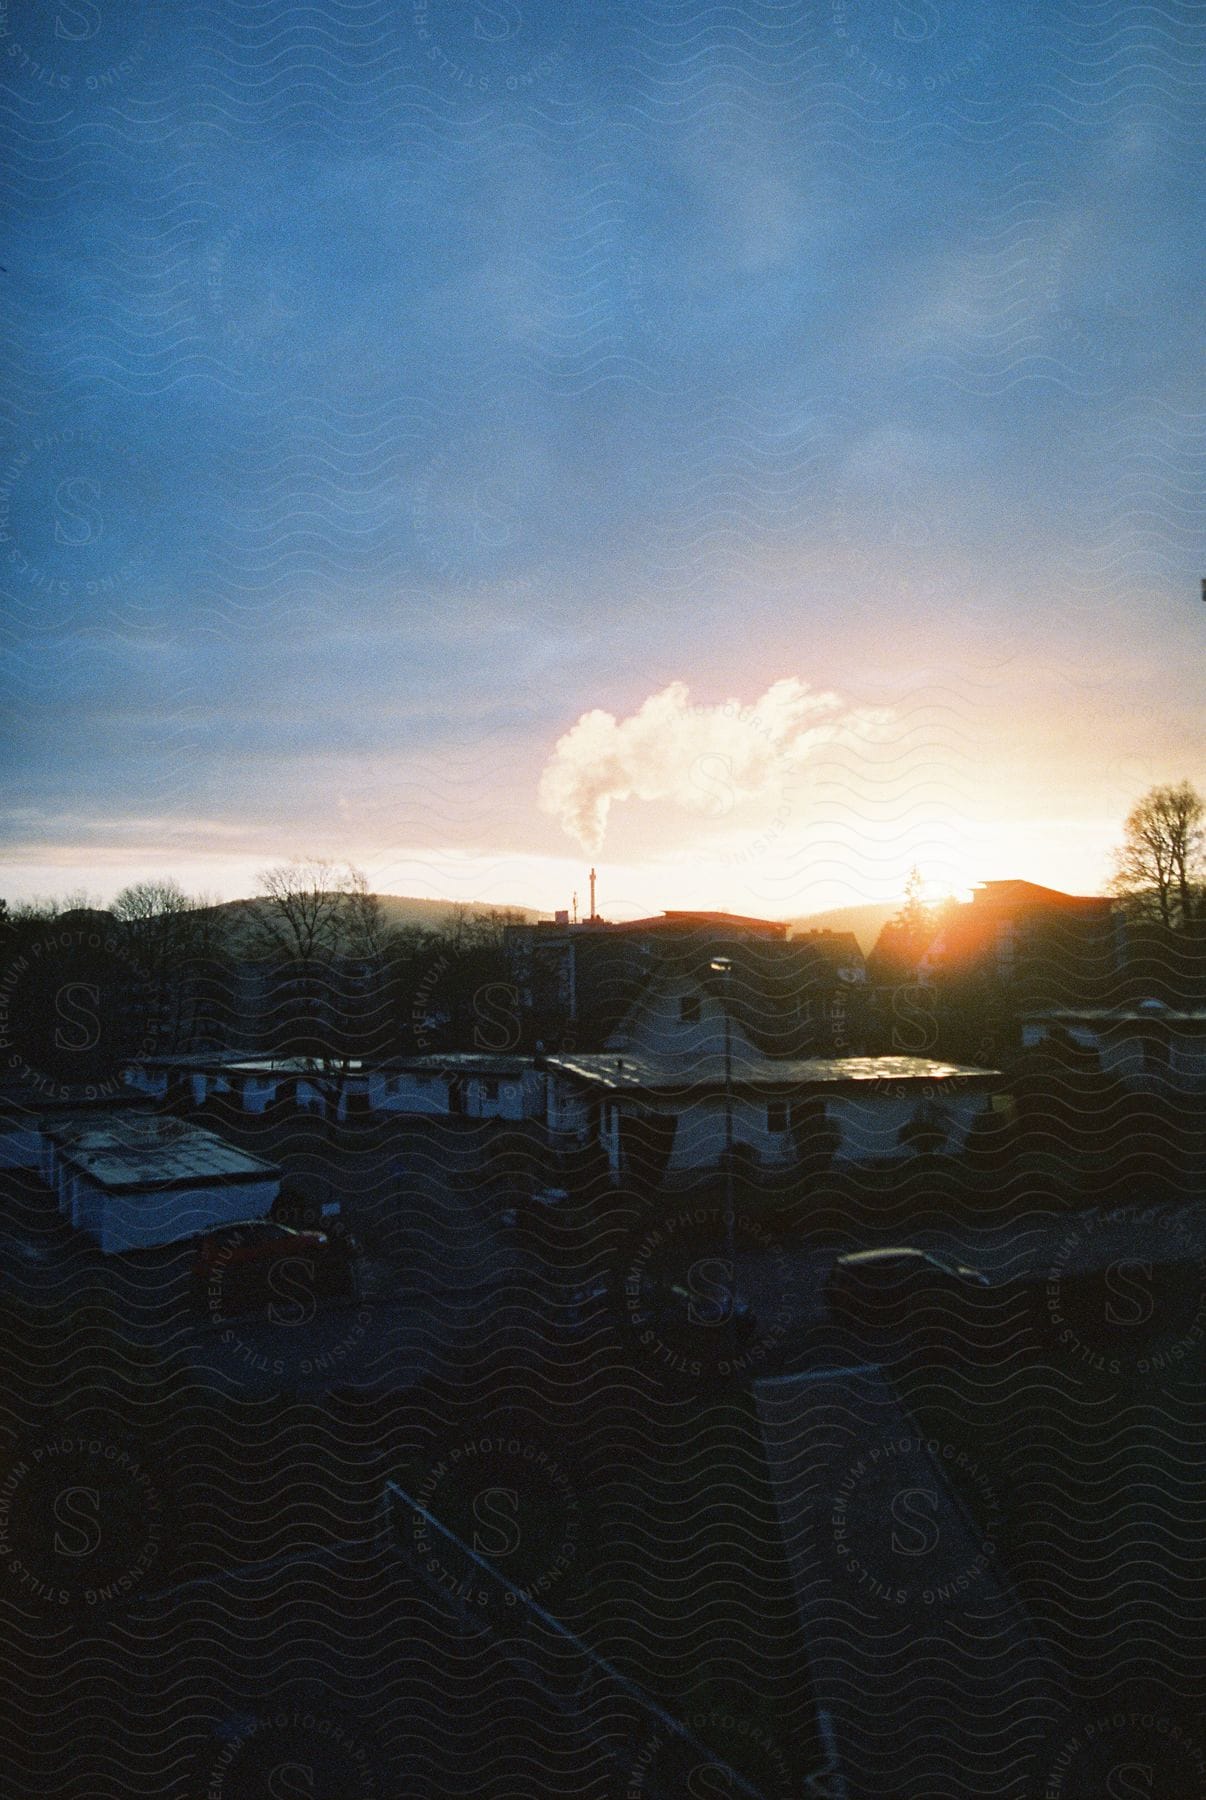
left=538, top=677, right=879, bottom=853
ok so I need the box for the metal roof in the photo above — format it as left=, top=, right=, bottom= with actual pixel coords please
left=224, top=1058, right=364, bottom=1075
left=379, top=1053, right=536, bottom=1078
left=42, top=1112, right=280, bottom=1193
left=542, top=1052, right=1000, bottom=1094
left=1023, top=1006, right=1206, bottom=1025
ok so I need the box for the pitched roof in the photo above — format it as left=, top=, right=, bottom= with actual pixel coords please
left=789, top=928, right=865, bottom=967
left=623, top=934, right=851, bottom=1058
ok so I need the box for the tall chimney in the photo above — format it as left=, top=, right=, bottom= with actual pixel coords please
left=589, top=867, right=597, bottom=921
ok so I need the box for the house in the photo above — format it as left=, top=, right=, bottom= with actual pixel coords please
left=505, top=909, right=859, bottom=1055
left=34, top=1110, right=280, bottom=1253
left=604, top=938, right=836, bottom=1061
left=790, top=927, right=866, bottom=985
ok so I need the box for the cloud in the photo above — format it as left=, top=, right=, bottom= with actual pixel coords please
left=538, top=678, right=881, bottom=854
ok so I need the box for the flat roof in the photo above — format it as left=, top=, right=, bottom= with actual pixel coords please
left=1024, top=1007, right=1206, bottom=1025
left=543, top=1052, right=1000, bottom=1093
left=42, top=1112, right=280, bottom=1194
left=125, top=1055, right=358, bottom=1075
left=225, top=1058, right=363, bottom=1075
left=379, top=1054, right=534, bottom=1078
left=123, top=1053, right=533, bottom=1079
left=0, top=1088, right=146, bottom=1120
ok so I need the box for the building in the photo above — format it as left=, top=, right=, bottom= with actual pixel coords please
left=0, top=1087, right=148, bottom=1172
left=1021, top=1002, right=1206, bottom=1082
left=505, top=909, right=861, bottom=1055
left=790, top=927, right=866, bottom=985
left=124, top=1051, right=547, bottom=1126
left=29, top=1111, right=280, bottom=1253
left=357, top=1055, right=546, bottom=1123
left=544, top=1050, right=1000, bottom=1180
left=917, top=879, right=1122, bottom=998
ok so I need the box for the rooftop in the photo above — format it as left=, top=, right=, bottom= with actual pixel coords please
left=380, top=1053, right=535, bottom=1078
left=225, top=1058, right=364, bottom=1075
left=968, top=879, right=1112, bottom=911
left=543, top=1052, right=999, bottom=1093
left=125, top=1055, right=356, bottom=1075
left=1025, top=1005, right=1206, bottom=1025
left=42, top=1112, right=280, bottom=1193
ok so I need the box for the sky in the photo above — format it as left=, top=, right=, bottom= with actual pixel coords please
left=1, top=0, right=1202, bottom=922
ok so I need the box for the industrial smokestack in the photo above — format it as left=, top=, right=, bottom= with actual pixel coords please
left=589, top=866, right=597, bottom=921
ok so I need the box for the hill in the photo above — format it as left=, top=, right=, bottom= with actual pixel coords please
left=787, top=900, right=896, bottom=955
left=209, top=893, right=894, bottom=950
left=208, top=892, right=543, bottom=946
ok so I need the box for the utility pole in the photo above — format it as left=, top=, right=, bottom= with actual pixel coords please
left=710, top=956, right=735, bottom=1342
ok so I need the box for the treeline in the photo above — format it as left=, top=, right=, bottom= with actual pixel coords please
left=0, top=861, right=525, bottom=1075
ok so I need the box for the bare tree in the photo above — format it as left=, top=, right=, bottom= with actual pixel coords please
left=112, top=877, right=236, bottom=1052
left=113, top=878, right=193, bottom=961
left=251, top=859, right=353, bottom=964
left=342, top=867, right=390, bottom=962
left=1111, top=781, right=1205, bottom=929
left=113, top=877, right=192, bottom=921
left=249, top=859, right=384, bottom=1069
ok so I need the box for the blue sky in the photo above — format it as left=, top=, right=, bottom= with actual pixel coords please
left=2, top=0, right=1202, bottom=918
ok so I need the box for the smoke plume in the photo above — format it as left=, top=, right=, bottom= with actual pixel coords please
left=538, top=678, right=877, bottom=853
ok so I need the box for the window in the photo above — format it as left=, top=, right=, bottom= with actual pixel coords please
left=680, top=995, right=701, bottom=1024
left=766, top=1100, right=788, bottom=1133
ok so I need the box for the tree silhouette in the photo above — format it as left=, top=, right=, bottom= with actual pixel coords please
left=1111, top=780, right=1204, bottom=929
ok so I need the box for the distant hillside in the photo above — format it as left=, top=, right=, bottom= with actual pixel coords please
left=211, top=892, right=544, bottom=944
left=206, top=891, right=894, bottom=952
left=364, top=894, right=542, bottom=930
left=787, top=901, right=897, bottom=956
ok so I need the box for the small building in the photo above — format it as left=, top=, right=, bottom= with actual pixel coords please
left=122, top=1052, right=251, bottom=1109
left=1021, top=1003, right=1206, bottom=1081
left=221, top=1058, right=352, bottom=1117
left=0, top=1088, right=148, bottom=1172
left=537, top=949, right=1002, bottom=1177
left=543, top=1050, right=1001, bottom=1178
left=35, top=1111, right=281, bottom=1253
left=362, top=1055, right=546, bottom=1124
left=123, top=1055, right=357, bottom=1118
